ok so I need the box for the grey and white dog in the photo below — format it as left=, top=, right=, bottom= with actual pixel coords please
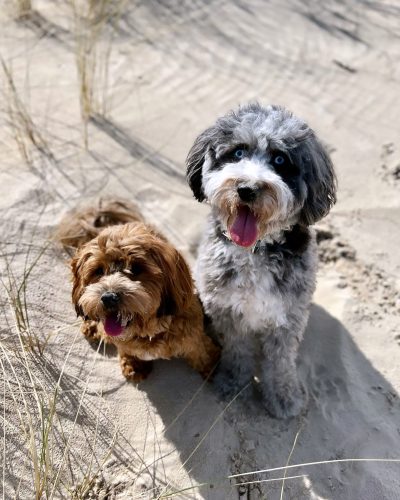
left=186, top=103, right=336, bottom=418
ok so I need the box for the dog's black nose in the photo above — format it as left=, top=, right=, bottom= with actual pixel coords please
left=237, top=186, right=258, bottom=202
left=101, top=292, right=120, bottom=309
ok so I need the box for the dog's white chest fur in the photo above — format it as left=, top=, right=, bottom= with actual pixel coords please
left=197, top=243, right=288, bottom=332
left=229, top=263, right=286, bottom=330
left=139, top=352, right=157, bottom=361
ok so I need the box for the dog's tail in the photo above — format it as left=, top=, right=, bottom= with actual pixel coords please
left=55, top=198, right=143, bottom=255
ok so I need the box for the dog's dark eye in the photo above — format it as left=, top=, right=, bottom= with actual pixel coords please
left=93, top=266, right=104, bottom=277
left=130, top=262, right=144, bottom=275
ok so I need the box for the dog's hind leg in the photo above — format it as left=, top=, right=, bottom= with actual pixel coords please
left=179, top=330, right=221, bottom=379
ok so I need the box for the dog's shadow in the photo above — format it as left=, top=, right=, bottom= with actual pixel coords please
left=140, top=304, right=400, bottom=500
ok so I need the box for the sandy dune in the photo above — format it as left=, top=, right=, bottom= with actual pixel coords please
left=1, top=0, right=399, bottom=498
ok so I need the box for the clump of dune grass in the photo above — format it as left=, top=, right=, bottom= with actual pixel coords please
left=0, top=305, right=116, bottom=498
left=0, top=344, right=57, bottom=499
left=1, top=244, right=50, bottom=356
left=1, top=58, right=53, bottom=170
left=70, top=0, right=127, bottom=149
left=13, top=0, right=32, bottom=19
left=1, top=328, right=81, bottom=498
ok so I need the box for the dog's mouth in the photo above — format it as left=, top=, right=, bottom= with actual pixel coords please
left=103, top=312, right=133, bottom=337
left=228, top=205, right=259, bottom=248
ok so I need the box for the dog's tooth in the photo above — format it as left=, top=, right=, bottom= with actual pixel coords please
left=121, top=317, right=128, bottom=327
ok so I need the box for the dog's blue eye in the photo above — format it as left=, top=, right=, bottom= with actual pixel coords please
left=270, top=151, right=299, bottom=179
left=234, top=149, right=245, bottom=159
left=273, top=154, right=287, bottom=165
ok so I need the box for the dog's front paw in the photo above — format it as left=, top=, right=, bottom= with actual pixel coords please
left=120, top=356, right=152, bottom=383
left=81, top=320, right=101, bottom=342
left=122, top=369, right=149, bottom=383
left=262, top=382, right=306, bottom=419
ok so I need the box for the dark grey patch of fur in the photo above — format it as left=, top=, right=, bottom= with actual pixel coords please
left=289, top=135, right=337, bottom=225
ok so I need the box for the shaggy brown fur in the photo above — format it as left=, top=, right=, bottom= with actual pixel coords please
left=58, top=200, right=220, bottom=382
left=55, top=198, right=144, bottom=255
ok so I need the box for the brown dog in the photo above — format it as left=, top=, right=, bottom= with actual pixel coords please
left=58, top=199, right=220, bottom=382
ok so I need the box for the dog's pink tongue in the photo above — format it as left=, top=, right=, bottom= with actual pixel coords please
left=229, top=205, right=259, bottom=247
left=104, top=313, right=123, bottom=337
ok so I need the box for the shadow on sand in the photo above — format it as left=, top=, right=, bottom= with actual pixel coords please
left=140, top=304, right=400, bottom=499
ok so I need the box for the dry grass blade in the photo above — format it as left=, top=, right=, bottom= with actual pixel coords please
left=70, top=0, right=128, bottom=149
left=153, top=456, right=400, bottom=499
left=279, top=423, right=303, bottom=500
left=0, top=323, right=84, bottom=498
left=155, top=474, right=309, bottom=499
left=69, top=428, right=118, bottom=499
left=156, top=382, right=251, bottom=500
left=67, top=341, right=119, bottom=499
left=0, top=344, right=50, bottom=499
left=2, top=359, right=6, bottom=500
left=162, top=364, right=218, bottom=435
left=14, top=0, right=32, bottom=19
left=228, top=457, right=400, bottom=480
left=1, top=58, right=53, bottom=169
left=49, top=338, right=105, bottom=498
left=1, top=242, right=49, bottom=356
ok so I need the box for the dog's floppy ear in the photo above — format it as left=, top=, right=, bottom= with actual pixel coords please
left=296, top=133, right=337, bottom=226
left=151, top=243, right=193, bottom=317
left=71, top=249, right=89, bottom=317
left=186, top=126, right=217, bottom=202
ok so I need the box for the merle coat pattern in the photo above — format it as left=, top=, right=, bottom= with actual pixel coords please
left=186, top=103, right=336, bottom=418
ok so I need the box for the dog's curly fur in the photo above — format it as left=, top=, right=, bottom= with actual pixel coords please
left=58, top=200, right=220, bottom=382
left=55, top=198, right=143, bottom=255
left=186, top=103, right=337, bottom=418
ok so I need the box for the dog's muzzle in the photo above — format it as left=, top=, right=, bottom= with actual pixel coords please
left=237, top=186, right=260, bottom=203
left=101, top=292, right=120, bottom=310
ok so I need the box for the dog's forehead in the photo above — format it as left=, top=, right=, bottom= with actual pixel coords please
left=230, top=111, right=309, bottom=151
left=90, top=239, right=146, bottom=265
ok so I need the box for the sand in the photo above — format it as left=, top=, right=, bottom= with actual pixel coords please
left=0, top=0, right=399, bottom=498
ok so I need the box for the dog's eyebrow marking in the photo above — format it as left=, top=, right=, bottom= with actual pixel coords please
left=216, top=143, right=249, bottom=158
